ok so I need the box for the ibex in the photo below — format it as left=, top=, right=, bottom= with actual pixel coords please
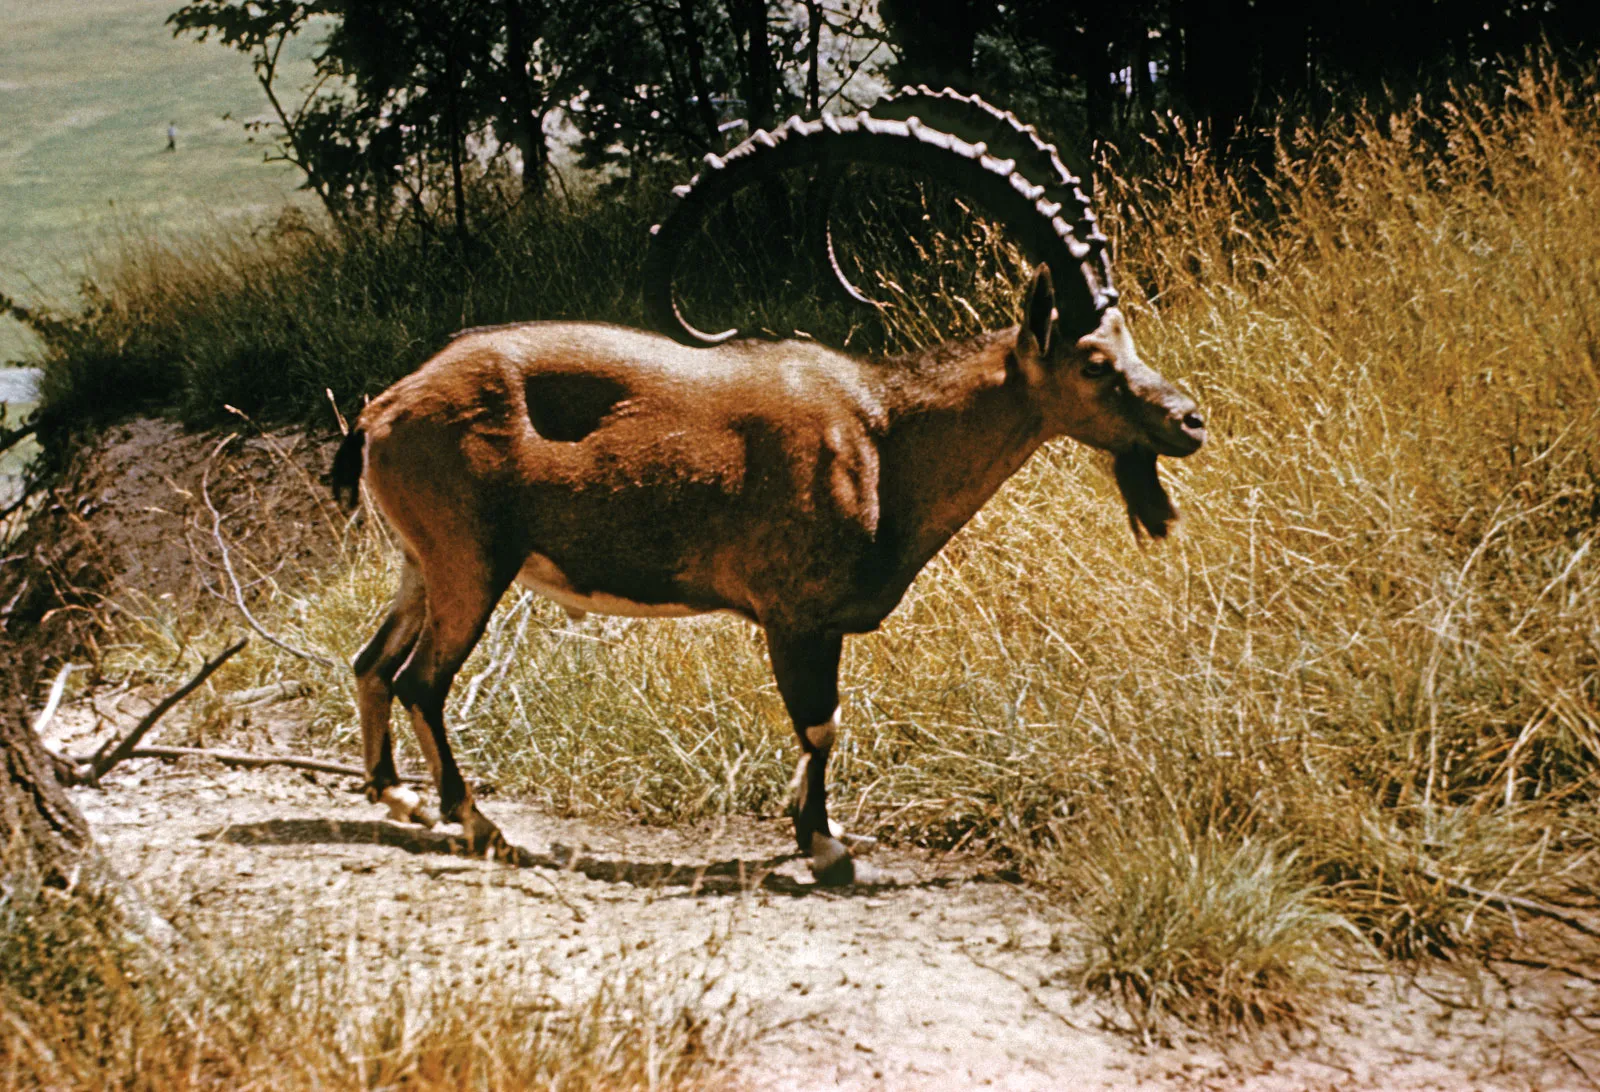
left=330, top=90, right=1205, bottom=884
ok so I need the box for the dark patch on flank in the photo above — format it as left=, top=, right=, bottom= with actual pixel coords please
left=1113, top=448, right=1178, bottom=540
left=524, top=373, right=627, bottom=443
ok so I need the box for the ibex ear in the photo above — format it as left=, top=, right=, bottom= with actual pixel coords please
left=1030, top=260, right=1056, bottom=350
left=1021, top=264, right=1056, bottom=361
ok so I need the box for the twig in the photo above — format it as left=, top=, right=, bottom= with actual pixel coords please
left=1490, top=954, right=1600, bottom=986
left=96, top=744, right=423, bottom=784
left=0, top=421, right=36, bottom=457
left=200, top=437, right=337, bottom=668
left=224, top=680, right=309, bottom=706
left=88, top=638, right=248, bottom=784
left=0, top=479, right=44, bottom=525
left=31, top=662, right=77, bottom=735
left=1421, top=865, right=1600, bottom=940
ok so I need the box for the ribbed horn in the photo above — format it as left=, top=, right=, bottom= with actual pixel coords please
left=645, top=106, right=1116, bottom=348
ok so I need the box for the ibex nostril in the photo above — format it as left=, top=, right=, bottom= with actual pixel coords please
left=1182, top=412, right=1205, bottom=432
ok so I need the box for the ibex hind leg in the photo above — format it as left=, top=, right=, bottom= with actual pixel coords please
left=391, top=554, right=518, bottom=860
left=353, top=558, right=441, bottom=828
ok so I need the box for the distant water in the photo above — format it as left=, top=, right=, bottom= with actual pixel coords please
left=0, top=368, right=41, bottom=405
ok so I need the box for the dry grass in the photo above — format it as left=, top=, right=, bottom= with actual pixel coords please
left=49, top=56, right=1600, bottom=1034
left=0, top=865, right=745, bottom=1091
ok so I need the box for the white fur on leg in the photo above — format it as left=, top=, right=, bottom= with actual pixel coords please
left=788, top=752, right=809, bottom=813
left=379, top=785, right=436, bottom=828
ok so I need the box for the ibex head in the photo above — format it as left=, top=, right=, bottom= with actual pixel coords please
left=1012, top=266, right=1206, bottom=537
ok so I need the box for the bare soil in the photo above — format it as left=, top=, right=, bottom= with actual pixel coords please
left=20, top=419, right=1600, bottom=1090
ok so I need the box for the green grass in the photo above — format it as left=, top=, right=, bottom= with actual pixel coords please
left=0, top=0, right=311, bottom=365
left=34, top=56, right=1600, bottom=1034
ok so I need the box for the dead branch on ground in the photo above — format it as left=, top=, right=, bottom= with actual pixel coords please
left=77, top=744, right=423, bottom=784
left=1422, top=864, right=1600, bottom=941
left=69, top=637, right=248, bottom=785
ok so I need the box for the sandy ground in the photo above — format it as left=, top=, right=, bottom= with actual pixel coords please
left=42, top=696, right=1599, bottom=1092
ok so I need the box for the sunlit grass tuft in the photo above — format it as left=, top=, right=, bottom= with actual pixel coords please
left=1062, top=828, right=1344, bottom=1035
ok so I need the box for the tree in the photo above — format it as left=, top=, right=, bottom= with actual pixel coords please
left=0, top=642, right=89, bottom=888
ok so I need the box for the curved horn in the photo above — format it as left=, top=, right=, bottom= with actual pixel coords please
left=803, top=164, right=880, bottom=308
left=645, top=107, right=1117, bottom=348
left=861, top=87, right=1116, bottom=314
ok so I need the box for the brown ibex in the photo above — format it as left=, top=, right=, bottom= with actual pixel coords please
left=329, top=90, right=1205, bottom=884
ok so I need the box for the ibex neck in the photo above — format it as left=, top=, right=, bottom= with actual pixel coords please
left=870, top=328, right=1048, bottom=571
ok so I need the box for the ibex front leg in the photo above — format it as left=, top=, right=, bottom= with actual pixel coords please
left=768, top=628, right=858, bottom=885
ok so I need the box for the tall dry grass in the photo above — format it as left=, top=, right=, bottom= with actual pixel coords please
left=60, top=57, right=1600, bottom=1032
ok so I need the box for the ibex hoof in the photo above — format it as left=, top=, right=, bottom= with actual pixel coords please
left=380, top=786, right=434, bottom=826
left=808, top=833, right=856, bottom=886
left=457, top=811, right=514, bottom=863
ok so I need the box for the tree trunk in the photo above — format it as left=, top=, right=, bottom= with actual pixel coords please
left=803, top=0, right=823, bottom=116
left=730, top=0, right=775, bottom=132
left=673, top=0, right=721, bottom=149
left=878, top=0, right=997, bottom=93
left=504, top=0, right=550, bottom=199
left=0, top=641, right=89, bottom=887
left=1177, top=0, right=1255, bottom=156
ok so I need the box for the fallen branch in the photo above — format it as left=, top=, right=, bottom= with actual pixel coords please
left=200, top=436, right=338, bottom=668
left=86, top=638, right=248, bottom=784
left=224, top=680, right=309, bottom=706
left=0, top=421, right=36, bottom=458
left=1422, top=865, right=1600, bottom=940
left=0, top=480, right=44, bottom=525
left=102, top=744, right=423, bottom=784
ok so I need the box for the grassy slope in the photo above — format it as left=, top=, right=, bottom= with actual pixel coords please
left=0, top=0, right=307, bottom=364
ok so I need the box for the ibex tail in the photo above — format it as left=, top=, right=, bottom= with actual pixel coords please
left=331, top=427, right=366, bottom=511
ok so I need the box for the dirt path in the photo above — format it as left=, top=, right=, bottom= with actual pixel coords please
left=52, top=717, right=1597, bottom=1092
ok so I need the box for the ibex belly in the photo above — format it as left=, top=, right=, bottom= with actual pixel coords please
left=514, top=552, right=706, bottom=619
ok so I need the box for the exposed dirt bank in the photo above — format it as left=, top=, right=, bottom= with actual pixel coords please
left=1, top=417, right=341, bottom=661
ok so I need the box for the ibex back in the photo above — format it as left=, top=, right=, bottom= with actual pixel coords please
left=330, top=90, right=1205, bottom=883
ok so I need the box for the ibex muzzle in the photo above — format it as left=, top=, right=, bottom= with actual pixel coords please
left=330, top=89, right=1204, bottom=883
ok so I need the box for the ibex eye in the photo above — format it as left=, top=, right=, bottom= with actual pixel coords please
left=1083, top=360, right=1112, bottom=378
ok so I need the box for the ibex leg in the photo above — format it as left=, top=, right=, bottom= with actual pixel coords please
left=391, top=553, right=517, bottom=859
left=352, top=558, right=437, bottom=826
left=768, top=628, right=855, bottom=884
